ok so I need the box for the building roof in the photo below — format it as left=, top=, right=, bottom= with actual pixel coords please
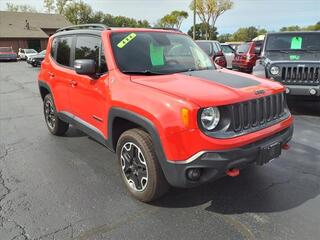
left=0, top=11, right=71, bottom=39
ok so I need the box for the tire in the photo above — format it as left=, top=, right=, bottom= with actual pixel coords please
left=43, top=94, right=69, bottom=136
left=116, top=128, right=169, bottom=202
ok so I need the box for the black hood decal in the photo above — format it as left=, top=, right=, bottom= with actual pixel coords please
left=182, top=70, right=260, bottom=88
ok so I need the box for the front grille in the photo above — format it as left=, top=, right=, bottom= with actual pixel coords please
left=280, top=66, right=320, bottom=86
left=230, top=93, right=286, bottom=133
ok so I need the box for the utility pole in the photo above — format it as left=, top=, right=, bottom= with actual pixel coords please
left=193, top=0, right=196, bottom=40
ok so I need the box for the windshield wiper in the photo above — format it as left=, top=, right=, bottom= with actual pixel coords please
left=267, top=49, right=289, bottom=54
left=122, top=70, right=165, bottom=75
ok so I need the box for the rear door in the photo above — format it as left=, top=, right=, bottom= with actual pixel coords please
left=70, top=34, right=109, bottom=137
left=48, top=35, right=74, bottom=113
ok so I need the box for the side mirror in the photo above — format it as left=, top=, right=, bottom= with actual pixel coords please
left=74, top=59, right=96, bottom=76
left=254, top=47, right=261, bottom=55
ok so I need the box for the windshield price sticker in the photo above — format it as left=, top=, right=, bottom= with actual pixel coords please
left=291, top=36, right=302, bottom=49
left=117, top=33, right=137, bottom=48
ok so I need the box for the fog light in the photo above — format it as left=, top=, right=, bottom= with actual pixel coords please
left=309, top=88, right=317, bottom=95
left=285, top=88, right=290, bottom=94
left=186, top=168, right=201, bottom=181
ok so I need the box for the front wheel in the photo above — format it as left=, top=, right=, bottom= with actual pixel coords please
left=116, top=128, right=169, bottom=202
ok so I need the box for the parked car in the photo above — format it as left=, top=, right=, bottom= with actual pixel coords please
left=232, top=41, right=263, bottom=73
left=226, top=42, right=244, bottom=52
left=0, top=47, right=17, bottom=61
left=253, top=31, right=320, bottom=98
left=196, top=40, right=227, bottom=68
left=18, top=48, right=38, bottom=60
left=28, top=50, right=46, bottom=67
left=38, top=24, right=293, bottom=202
left=221, top=43, right=235, bottom=69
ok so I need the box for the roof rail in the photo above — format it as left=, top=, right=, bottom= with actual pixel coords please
left=56, top=24, right=111, bottom=33
left=152, top=27, right=182, bottom=33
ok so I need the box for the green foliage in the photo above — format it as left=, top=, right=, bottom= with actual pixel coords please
left=280, top=22, right=320, bottom=31
left=55, top=0, right=72, bottom=14
left=64, top=0, right=93, bottom=25
left=188, top=23, right=218, bottom=40
left=6, top=3, right=38, bottom=12
left=156, top=10, right=189, bottom=29
left=231, top=26, right=266, bottom=41
left=217, top=33, right=232, bottom=42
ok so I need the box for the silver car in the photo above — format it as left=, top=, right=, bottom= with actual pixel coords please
left=221, top=44, right=235, bottom=69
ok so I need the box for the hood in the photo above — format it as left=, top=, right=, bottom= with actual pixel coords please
left=0, top=51, right=16, bottom=55
left=131, top=69, right=284, bottom=107
left=26, top=53, right=38, bottom=57
left=264, top=51, right=320, bottom=62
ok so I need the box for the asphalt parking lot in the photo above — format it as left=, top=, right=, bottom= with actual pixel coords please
left=0, top=61, right=320, bottom=240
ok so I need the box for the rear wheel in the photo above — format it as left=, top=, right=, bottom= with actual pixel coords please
left=43, top=94, right=69, bottom=136
left=116, top=128, right=169, bottom=202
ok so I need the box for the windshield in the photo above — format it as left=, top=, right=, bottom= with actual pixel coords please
left=221, top=45, right=234, bottom=53
left=0, top=47, right=13, bottom=52
left=237, top=43, right=250, bottom=54
left=111, top=32, right=214, bottom=74
left=25, top=49, right=37, bottom=53
left=266, top=33, right=320, bottom=51
left=39, top=50, right=46, bottom=55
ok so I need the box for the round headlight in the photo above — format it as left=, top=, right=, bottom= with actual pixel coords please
left=270, top=66, right=280, bottom=75
left=200, top=107, right=220, bottom=130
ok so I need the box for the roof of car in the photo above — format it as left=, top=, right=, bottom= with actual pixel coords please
left=54, top=24, right=184, bottom=36
left=267, top=31, right=320, bottom=35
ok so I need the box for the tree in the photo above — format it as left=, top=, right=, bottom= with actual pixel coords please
left=190, top=0, right=233, bottom=39
left=157, top=10, right=189, bottom=29
left=188, top=23, right=218, bottom=40
left=232, top=26, right=266, bottom=41
left=64, top=0, right=93, bottom=24
left=44, top=0, right=55, bottom=13
left=6, top=3, right=38, bottom=12
left=217, top=33, right=232, bottom=42
left=280, top=25, right=301, bottom=32
left=56, top=0, right=73, bottom=14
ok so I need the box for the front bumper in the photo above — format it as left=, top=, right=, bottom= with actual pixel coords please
left=161, top=125, right=293, bottom=188
left=284, top=85, right=320, bottom=96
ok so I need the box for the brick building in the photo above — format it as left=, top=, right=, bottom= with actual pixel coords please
left=0, top=11, right=71, bottom=52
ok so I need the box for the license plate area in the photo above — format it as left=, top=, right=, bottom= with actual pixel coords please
left=257, top=142, right=281, bottom=165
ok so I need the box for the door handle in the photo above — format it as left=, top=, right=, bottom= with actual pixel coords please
left=48, top=72, right=54, bottom=78
left=70, top=80, right=77, bottom=87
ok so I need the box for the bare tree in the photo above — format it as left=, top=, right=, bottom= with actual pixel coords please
left=190, top=0, right=233, bottom=40
left=43, top=0, right=55, bottom=13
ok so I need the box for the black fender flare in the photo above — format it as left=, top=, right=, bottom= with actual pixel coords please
left=107, top=107, right=177, bottom=183
left=38, top=80, right=52, bottom=100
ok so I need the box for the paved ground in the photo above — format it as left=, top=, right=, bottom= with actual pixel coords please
left=0, top=61, right=319, bottom=240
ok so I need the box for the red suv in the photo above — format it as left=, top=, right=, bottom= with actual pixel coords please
left=232, top=41, right=263, bottom=73
left=38, top=24, right=293, bottom=202
left=196, top=40, right=227, bottom=68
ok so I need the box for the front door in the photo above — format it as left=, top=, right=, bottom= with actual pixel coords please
left=70, top=35, right=110, bottom=137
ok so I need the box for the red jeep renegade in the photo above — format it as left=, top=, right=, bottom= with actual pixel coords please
left=38, top=24, right=293, bottom=202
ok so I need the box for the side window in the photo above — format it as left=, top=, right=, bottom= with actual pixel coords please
left=56, top=36, right=73, bottom=67
left=50, top=38, right=57, bottom=59
left=75, top=35, right=108, bottom=74
left=212, top=43, right=219, bottom=54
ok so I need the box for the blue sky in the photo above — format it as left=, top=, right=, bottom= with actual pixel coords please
left=1, top=0, right=319, bottom=34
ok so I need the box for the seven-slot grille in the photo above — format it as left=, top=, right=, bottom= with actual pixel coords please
left=280, top=66, right=320, bottom=86
left=230, top=93, right=285, bottom=133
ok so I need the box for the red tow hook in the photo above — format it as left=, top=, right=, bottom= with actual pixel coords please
left=226, top=168, right=240, bottom=177
left=282, top=143, right=290, bottom=150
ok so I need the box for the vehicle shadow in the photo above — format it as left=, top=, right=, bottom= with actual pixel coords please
left=287, top=97, right=320, bottom=117
left=63, top=125, right=87, bottom=138
left=153, top=140, right=320, bottom=215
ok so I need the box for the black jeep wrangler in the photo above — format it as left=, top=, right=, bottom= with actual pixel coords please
left=253, top=31, right=320, bottom=97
